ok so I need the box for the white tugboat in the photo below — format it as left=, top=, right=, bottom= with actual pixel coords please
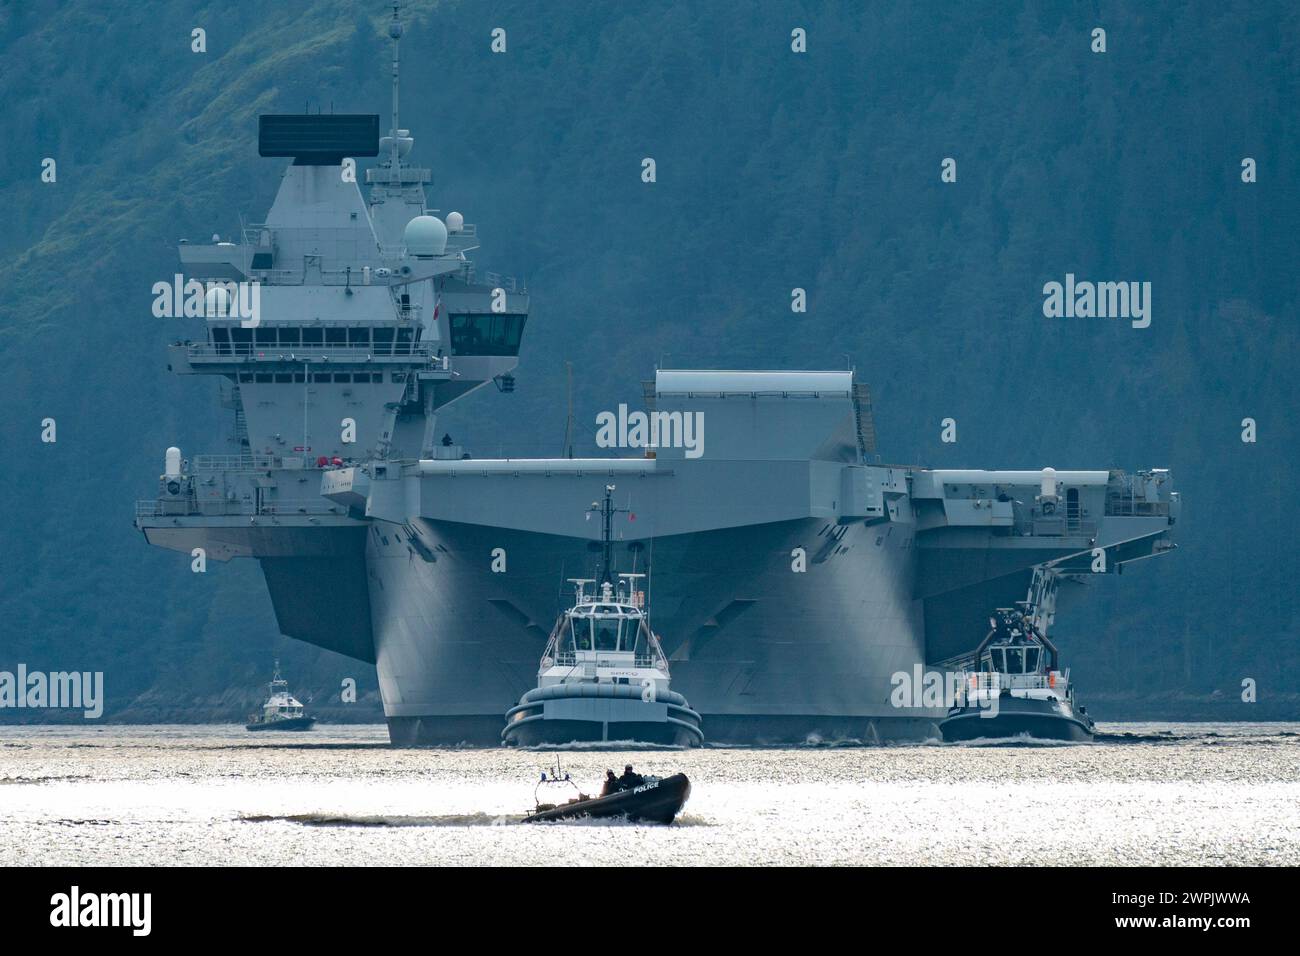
left=246, top=661, right=316, bottom=732
left=939, top=569, right=1094, bottom=742
left=502, top=487, right=704, bottom=747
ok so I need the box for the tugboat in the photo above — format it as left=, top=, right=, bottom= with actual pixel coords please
left=502, top=486, right=704, bottom=747
left=245, top=661, right=316, bottom=732
left=940, top=568, right=1095, bottom=742
left=523, top=764, right=692, bottom=824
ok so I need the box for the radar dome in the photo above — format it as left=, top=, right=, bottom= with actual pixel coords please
left=1040, top=466, right=1058, bottom=499
left=203, top=285, right=232, bottom=318
left=404, top=215, right=448, bottom=257
left=446, top=211, right=464, bottom=233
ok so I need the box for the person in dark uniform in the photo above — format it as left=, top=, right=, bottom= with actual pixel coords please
left=600, top=769, right=618, bottom=796
left=618, top=764, right=644, bottom=790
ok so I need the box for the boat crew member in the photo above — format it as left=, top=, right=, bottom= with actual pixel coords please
left=601, top=769, right=618, bottom=796
left=618, top=765, right=644, bottom=790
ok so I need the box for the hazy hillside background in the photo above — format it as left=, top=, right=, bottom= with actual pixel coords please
left=0, top=0, right=1296, bottom=721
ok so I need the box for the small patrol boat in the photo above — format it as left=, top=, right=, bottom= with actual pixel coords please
left=502, top=485, right=704, bottom=748
left=523, top=765, right=692, bottom=824
left=245, top=661, right=316, bottom=732
left=939, top=604, right=1094, bottom=742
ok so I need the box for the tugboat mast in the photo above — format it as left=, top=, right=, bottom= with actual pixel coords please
left=589, top=484, right=626, bottom=587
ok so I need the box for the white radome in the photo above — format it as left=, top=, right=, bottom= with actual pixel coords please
left=203, top=285, right=231, bottom=318
left=403, top=215, right=448, bottom=257
left=1040, top=466, right=1058, bottom=499
left=446, top=211, right=464, bottom=233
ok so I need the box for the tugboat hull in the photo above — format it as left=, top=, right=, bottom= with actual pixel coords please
left=503, top=685, right=703, bottom=747
left=245, top=716, right=317, bottom=732
left=940, top=696, right=1093, bottom=742
left=525, top=773, right=692, bottom=824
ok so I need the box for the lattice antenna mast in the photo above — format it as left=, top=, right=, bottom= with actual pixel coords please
left=387, top=3, right=403, bottom=183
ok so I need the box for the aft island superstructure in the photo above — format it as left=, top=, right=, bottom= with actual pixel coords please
left=136, top=9, right=1180, bottom=744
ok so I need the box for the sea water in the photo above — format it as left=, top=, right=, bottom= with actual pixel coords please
left=1, top=723, right=1297, bottom=866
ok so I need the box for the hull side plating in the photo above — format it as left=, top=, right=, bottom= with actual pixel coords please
left=368, top=516, right=945, bottom=744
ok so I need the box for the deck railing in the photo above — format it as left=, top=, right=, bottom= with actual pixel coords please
left=960, top=671, right=1067, bottom=693
left=553, top=652, right=655, bottom=668
left=135, top=498, right=345, bottom=519
left=179, top=342, right=438, bottom=361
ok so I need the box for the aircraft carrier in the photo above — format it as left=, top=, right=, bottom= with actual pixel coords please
left=135, top=9, right=1180, bottom=745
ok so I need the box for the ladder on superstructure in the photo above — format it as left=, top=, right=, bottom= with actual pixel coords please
left=852, top=382, right=876, bottom=456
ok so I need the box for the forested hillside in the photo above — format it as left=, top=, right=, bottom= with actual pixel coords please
left=0, top=0, right=1296, bottom=720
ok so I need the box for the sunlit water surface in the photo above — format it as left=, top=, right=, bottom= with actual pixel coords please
left=2, top=723, right=1297, bottom=865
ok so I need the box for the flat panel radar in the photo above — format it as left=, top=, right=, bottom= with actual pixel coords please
left=258, top=114, right=380, bottom=165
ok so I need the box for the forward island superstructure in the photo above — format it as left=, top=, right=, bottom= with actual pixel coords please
left=136, top=8, right=1180, bottom=744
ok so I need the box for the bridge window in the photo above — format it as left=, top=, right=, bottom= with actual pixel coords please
left=594, top=617, right=621, bottom=652
left=622, top=622, right=643, bottom=653
left=570, top=619, right=592, bottom=651
left=302, top=328, right=323, bottom=346
left=450, top=313, right=526, bottom=356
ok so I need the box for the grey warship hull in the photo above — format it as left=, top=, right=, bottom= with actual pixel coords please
left=141, top=386, right=1180, bottom=747
left=373, top=512, right=934, bottom=746
left=133, top=10, right=1181, bottom=747
left=351, top=450, right=1175, bottom=746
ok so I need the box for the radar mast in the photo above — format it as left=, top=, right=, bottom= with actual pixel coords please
left=388, top=2, right=403, bottom=182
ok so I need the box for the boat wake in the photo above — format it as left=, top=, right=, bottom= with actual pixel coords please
left=241, top=812, right=516, bottom=827
left=524, top=739, right=686, bottom=752
left=1094, top=729, right=1300, bottom=744
left=240, top=809, right=711, bottom=828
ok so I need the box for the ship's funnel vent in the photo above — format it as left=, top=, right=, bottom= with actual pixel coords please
left=258, top=114, right=380, bottom=165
